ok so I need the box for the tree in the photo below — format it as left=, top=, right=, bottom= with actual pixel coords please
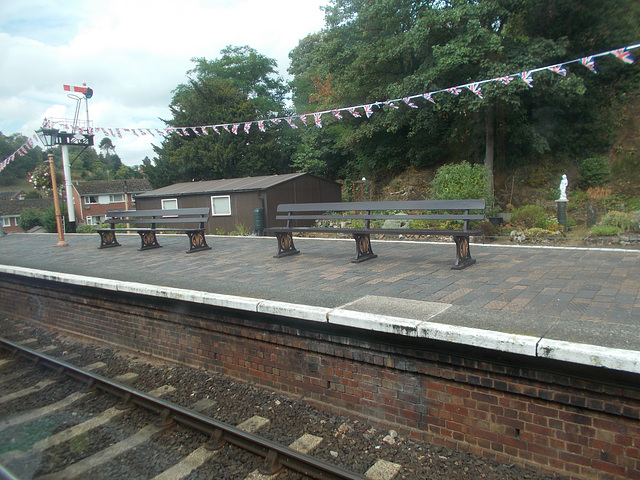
left=0, top=132, right=43, bottom=187
left=145, top=46, right=294, bottom=187
left=288, top=0, right=640, bottom=191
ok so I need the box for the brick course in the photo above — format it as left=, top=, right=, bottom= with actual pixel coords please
left=1, top=273, right=639, bottom=480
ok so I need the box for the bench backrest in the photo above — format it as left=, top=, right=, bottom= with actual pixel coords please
left=274, top=200, right=485, bottom=230
left=105, top=207, right=210, bottom=227
left=276, top=200, right=485, bottom=213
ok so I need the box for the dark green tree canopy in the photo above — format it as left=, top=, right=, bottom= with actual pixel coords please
left=145, top=46, right=294, bottom=187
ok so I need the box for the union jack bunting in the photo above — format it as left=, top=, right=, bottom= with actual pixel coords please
left=403, top=97, right=419, bottom=108
left=244, top=123, right=251, bottom=134
left=383, top=101, right=399, bottom=109
left=467, top=83, right=483, bottom=99
left=364, top=104, right=374, bottom=118
left=497, top=76, right=513, bottom=85
left=109, top=128, right=117, bottom=137
left=332, top=109, right=343, bottom=119
left=131, top=129, right=139, bottom=136
left=581, top=56, right=597, bottom=73
left=222, top=125, right=230, bottom=133
left=258, top=121, right=266, bottom=132
left=201, top=126, right=208, bottom=135
left=446, top=87, right=462, bottom=95
left=212, top=126, right=221, bottom=135
left=549, top=65, right=567, bottom=76
left=299, top=115, right=308, bottom=126
left=231, top=124, right=239, bottom=134
left=314, top=113, right=322, bottom=128
left=116, top=128, right=123, bottom=138
left=520, top=71, right=534, bottom=88
left=611, top=48, right=635, bottom=64
left=422, top=93, right=436, bottom=104
left=271, top=118, right=281, bottom=125
left=286, top=117, right=298, bottom=129
left=348, top=107, right=362, bottom=118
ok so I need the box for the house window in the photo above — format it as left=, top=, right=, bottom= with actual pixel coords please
left=84, top=195, right=98, bottom=204
left=211, top=195, right=231, bottom=216
left=86, top=216, right=103, bottom=225
left=161, top=198, right=178, bottom=210
left=109, top=194, right=124, bottom=203
left=2, top=218, right=10, bottom=227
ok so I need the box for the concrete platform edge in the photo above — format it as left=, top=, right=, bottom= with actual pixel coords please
left=2, top=264, right=639, bottom=375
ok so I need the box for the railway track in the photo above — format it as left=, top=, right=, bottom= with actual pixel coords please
left=0, top=337, right=392, bottom=480
left=0, top=322, right=565, bottom=480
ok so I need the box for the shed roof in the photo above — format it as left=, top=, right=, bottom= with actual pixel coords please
left=74, top=179, right=152, bottom=195
left=136, top=173, right=329, bottom=198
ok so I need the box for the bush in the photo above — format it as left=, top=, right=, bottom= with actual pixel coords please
left=590, top=225, right=621, bottom=236
left=430, top=161, right=490, bottom=200
left=510, top=205, right=549, bottom=229
left=19, top=207, right=44, bottom=231
left=76, top=224, right=98, bottom=233
left=598, top=211, right=639, bottom=232
left=42, top=205, right=72, bottom=233
left=578, top=157, right=609, bottom=188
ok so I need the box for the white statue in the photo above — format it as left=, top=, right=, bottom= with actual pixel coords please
left=559, top=174, right=568, bottom=201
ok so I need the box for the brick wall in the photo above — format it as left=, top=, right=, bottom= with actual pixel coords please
left=1, top=273, right=638, bottom=480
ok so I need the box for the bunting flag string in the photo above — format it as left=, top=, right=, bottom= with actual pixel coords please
left=2, top=43, right=639, bottom=172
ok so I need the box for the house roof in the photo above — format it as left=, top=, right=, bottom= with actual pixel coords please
left=136, top=173, right=331, bottom=198
left=0, top=190, right=26, bottom=200
left=74, top=179, right=152, bottom=196
left=0, top=198, right=54, bottom=215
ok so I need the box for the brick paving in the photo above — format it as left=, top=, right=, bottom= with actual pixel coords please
left=1, top=232, right=639, bottom=351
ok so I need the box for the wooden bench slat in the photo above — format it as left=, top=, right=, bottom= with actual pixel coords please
left=275, top=214, right=485, bottom=222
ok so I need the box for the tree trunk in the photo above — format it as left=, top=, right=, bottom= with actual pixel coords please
left=484, top=104, right=495, bottom=202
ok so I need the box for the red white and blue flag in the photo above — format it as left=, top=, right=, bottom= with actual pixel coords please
left=497, top=76, right=513, bottom=85
left=314, top=113, right=323, bottom=128
left=520, top=71, right=534, bottom=87
left=285, top=117, right=298, bottom=129
left=467, top=83, right=483, bottom=99
left=257, top=120, right=266, bottom=132
left=549, top=65, right=567, bottom=76
left=422, top=93, right=436, bottom=104
left=244, top=123, right=251, bottom=134
left=332, top=109, right=343, bottom=119
left=231, top=124, right=239, bottom=134
left=348, top=107, right=362, bottom=118
left=446, top=87, right=461, bottom=95
left=364, top=104, right=374, bottom=118
left=581, top=56, right=598, bottom=73
left=611, top=48, right=635, bottom=64
left=403, top=97, right=418, bottom=108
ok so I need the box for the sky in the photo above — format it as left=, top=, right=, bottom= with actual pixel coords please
left=0, top=0, right=328, bottom=166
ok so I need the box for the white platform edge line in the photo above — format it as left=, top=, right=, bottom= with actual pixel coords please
left=1, top=265, right=639, bottom=374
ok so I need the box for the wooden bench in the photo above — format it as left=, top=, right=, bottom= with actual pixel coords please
left=96, top=207, right=212, bottom=253
left=264, top=200, right=485, bottom=269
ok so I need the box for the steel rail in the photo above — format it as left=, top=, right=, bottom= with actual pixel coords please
left=0, top=337, right=368, bottom=480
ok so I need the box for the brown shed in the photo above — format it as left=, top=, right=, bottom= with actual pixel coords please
left=134, top=173, right=342, bottom=234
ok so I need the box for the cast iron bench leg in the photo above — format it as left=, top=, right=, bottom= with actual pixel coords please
left=452, top=236, right=476, bottom=270
left=98, top=230, right=120, bottom=249
left=137, top=230, right=162, bottom=251
left=186, top=230, right=212, bottom=253
left=274, top=232, right=300, bottom=258
left=352, top=233, right=377, bottom=263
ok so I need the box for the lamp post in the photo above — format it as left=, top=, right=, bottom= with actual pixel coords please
left=36, top=128, right=68, bottom=247
left=47, top=153, right=68, bottom=247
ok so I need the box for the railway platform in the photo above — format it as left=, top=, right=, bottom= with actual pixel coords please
left=0, top=232, right=639, bottom=372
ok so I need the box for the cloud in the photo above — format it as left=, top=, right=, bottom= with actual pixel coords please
left=1, top=0, right=326, bottom=166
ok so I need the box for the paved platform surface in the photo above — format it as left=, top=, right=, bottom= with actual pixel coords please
left=0, top=233, right=639, bottom=354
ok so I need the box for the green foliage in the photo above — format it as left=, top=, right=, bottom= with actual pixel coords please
left=76, top=224, right=98, bottom=233
left=42, top=205, right=71, bottom=233
left=18, top=208, right=44, bottom=231
left=430, top=162, right=490, bottom=200
left=511, top=205, right=550, bottom=229
left=146, top=46, right=293, bottom=188
left=590, top=225, right=621, bottom=236
left=599, top=211, right=639, bottom=232
left=578, top=157, right=610, bottom=188
left=230, top=224, right=251, bottom=236
left=0, top=133, right=43, bottom=187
